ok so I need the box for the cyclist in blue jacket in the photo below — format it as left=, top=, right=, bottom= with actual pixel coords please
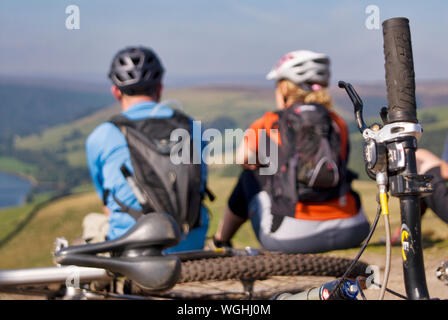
left=85, top=46, right=209, bottom=253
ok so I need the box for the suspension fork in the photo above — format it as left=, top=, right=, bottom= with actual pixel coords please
left=388, top=136, right=430, bottom=299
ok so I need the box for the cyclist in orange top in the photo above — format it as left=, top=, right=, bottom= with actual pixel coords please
left=213, top=50, right=370, bottom=253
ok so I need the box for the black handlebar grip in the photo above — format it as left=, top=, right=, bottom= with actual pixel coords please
left=382, top=17, right=418, bottom=123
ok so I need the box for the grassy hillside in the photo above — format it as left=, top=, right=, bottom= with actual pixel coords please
left=1, top=86, right=447, bottom=268
left=5, top=81, right=448, bottom=185
left=12, top=86, right=356, bottom=173
left=0, top=157, right=38, bottom=180
left=0, top=192, right=103, bottom=269
left=0, top=174, right=256, bottom=269
left=0, top=82, right=113, bottom=143
left=13, top=88, right=448, bottom=183
left=0, top=80, right=113, bottom=193
left=0, top=176, right=447, bottom=269
left=15, top=104, right=121, bottom=168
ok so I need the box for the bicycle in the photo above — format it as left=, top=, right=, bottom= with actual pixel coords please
left=0, top=17, right=444, bottom=301
left=0, top=211, right=369, bottom=300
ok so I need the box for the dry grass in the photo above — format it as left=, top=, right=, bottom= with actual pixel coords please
left=0, top=193, right=102, bottom=269
left=0, top=176, right=447, bottom=300
left=1, top=176, right=447, bottom=268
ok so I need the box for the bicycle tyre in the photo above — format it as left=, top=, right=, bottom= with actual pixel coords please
left=179, top=252, right=369, bottom=283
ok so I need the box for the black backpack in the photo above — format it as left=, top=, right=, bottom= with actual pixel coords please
left=107, top=109, right=210, bottom=232
left=267, top=103, right=349, bottom=218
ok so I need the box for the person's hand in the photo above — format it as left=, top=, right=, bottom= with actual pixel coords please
left=441, top=161, right=448, bottom=180
left=212, top=235, right=233, bottom=249
left=103, top=206, right=111, bottom=216
left=241, top=163, right=258, bottom=170
left=236, top=142, right=261, bottom=170
left=415, top=149, right=443, bottom=175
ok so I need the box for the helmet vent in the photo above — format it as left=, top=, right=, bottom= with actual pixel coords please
left=313, top=58, right=329, bottom=65
left=115, top=73, right=125, bottom=82
left=131, top=56, right=141, bottom=66
left=142, top=70, right=151, bottom=80
left=152, top=71, right=161, bottom=80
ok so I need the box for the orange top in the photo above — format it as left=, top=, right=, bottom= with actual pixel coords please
left=244, top=108, right=357, bottom=221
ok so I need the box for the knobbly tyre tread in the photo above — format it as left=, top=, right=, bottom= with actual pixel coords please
left=178, top=253, right=369, bottom=283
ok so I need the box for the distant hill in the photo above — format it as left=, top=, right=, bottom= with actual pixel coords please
left=0, top=79, right=114, bottom=191
left=3, top=78, right=447, bottom=141
left=2, top=81, right=448, bottom=192
left=0, top=81, right=113, bottom=141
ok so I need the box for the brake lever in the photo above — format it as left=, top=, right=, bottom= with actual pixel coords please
left=338, top=80, right=386, bottom=180
left=338, top=81, right=368, bottom=133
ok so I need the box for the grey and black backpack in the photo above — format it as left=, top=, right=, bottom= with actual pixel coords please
left=107, top=108, right=211, bottom=232
left=267, top=103, right=351, bottom=218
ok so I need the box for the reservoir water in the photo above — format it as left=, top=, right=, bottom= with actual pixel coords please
left=0, top=172, right=33, bottom=209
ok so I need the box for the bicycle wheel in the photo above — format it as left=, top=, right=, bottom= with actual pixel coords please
left=154, top=252, right=369, bottom=299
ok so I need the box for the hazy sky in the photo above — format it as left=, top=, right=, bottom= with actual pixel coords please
left=1, top=0, right=447, bottom=86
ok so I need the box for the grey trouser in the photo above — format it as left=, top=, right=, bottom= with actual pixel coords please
left=248, top=191, right=371, bottom=254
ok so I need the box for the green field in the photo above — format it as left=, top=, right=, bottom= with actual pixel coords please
left=1, top=86, right=448, bottom=269
left=0, top=174, right=447, bottom=269
left=13, top=88, right=277, bottom=169
left=12, top=87, right=448, bottom=184
left=14, top=104, right=121, bottom=168
left=0, top=157, right=38, bottom=181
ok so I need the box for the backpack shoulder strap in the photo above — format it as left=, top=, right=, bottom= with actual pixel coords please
left=109, top=114, right=135, bottom=129
left=328, top=111, right=349, bottom=161
left=171, top=108, right=193, bottom=123
left=275, top=104, right=302, bottom=156
left=111, top=192, right=144, bottom=221
left=102, top=188, right=144, bottom=221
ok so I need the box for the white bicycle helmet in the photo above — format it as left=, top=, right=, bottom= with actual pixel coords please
left=266, top=50, right=330, bottom=87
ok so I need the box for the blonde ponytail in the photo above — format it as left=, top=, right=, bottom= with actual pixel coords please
left=279, top=79, right=333, bottom=109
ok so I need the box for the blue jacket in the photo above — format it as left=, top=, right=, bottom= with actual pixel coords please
left=86, top=101, right=209, bottom=252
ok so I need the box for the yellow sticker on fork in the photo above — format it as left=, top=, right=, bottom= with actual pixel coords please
left=401, top=229, right=410, bottom=262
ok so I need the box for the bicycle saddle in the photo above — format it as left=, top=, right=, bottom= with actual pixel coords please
left=55, top=212, right=180, bottom=256
left=53, top=213, right=182, bottom=291
left=55, top=253, right=181, bottom=292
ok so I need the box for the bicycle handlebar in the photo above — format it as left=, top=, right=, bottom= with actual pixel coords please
left=382, top=17, right=430, bottom=300
left=382, top=17, right=418, bottom=123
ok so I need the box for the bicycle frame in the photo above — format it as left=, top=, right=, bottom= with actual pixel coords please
left=0, top=247, right=250, bottom=296
left=0, top=266, right=111, bottom=289
left=338, top=17, right=433, bottom=300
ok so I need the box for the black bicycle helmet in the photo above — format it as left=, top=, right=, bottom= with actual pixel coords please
left=108, top=46, right=164, bottom=95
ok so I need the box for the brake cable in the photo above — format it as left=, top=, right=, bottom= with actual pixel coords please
left=356, top=276, right=408, bottom=300
left=331, top=186, right=393, bottom=300
left=328, top=203, right=381, bottom=299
